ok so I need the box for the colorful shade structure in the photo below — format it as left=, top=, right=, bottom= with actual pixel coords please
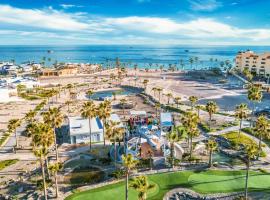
left=160, top=112, right=173, bottom=127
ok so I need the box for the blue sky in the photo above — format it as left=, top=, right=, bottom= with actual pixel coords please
left=0, top=0, right=270, bottom=45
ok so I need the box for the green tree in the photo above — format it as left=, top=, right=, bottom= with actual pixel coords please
left=8, top=119, right=21, bottom=149
left=166, top=130, right=181, bottom=168
left=142, top=79, right=149, bottom=92
left=165, top=93, right=173, bottom=105
left=98, top=100, right=112, bottom=146
left=248, top=85, right=263, bottom=126
left=129, top=176, right=155, bottom=200
left=81, top=101, right=97, bottom=150
left=254, top=115, right=270, bottom=158
left=206, top=138, right=218, bottom=167
left=174, top=96, right=181, bottom=108
left=235, top=103, right=249, bottom=139
left=42, top=107, right=63, bottom=162
left=189, top=96, right=198, bottom=109
left=244, top=144, right=258, bottom=200
left=48, top=162, right=63, bottom=198
left=122, top=154, right=138, bottom=200
left=205, top=101, right=219, bottom=130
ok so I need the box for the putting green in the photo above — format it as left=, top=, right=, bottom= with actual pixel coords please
left=65, top=170, right=270, bottom=200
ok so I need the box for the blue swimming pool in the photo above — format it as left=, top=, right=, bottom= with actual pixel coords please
left=88, top=88, right=139, bottom=100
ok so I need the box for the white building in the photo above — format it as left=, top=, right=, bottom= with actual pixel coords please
left=68, top=116, right=104, bottom=144
left=235, top=50, right=270, bottom=77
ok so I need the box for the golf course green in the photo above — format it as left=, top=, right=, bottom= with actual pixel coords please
left=65, top=170, right=270, bottom=200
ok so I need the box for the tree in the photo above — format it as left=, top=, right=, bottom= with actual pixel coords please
left=129, top=176, right=155, bottom=200
left=166, top=130, right=181, bottom=168
left=98, top=100, right=112, bottom=146
left=151, top=87, right=157, bottom=97
left=120, top=98, right=128, bottom=114
left=244, top=144, right=258, bottom=200
left=142, top=79, right=149, bottom=92
left=86, top=89, right=94, bottom=99
left=206, top=138, right=218, bottom=167
left=181, top=111, right=199, bottom=158
left=195, top=105, right=202, bottom=119
left=122, top=154, right=138, bottom=200
left=189, top=57, right=194, bottom=69
left=48, top=162, right=63, bottom=198
left=106, top=120, right=121, bottom=166
left=32, top=123, right=54, bottom=200
left=235, top=103, right=249, bottom=139
left=165, top=93, right=173, bottom=105
left=248, top=85, right=263, bottom=126
left=154, top=102, right=161, bottom=118
left=25, top=110, right=36, bottom=123
left=81, top=101, right=97, bottom=150
left=42, top=107, right=63, bottom=162
left=8, top=119, right=21, bottom=149
left=65, top=100, right=72, bottom=113
left=189, top=96, right=198, bottom=109
left=174, top=97, right=181, bottom=108
left=254, top=115, right=270, bottom=158
left=205, top=101, right=218, bottom=124
left=156, top=87, right=163, bottom=102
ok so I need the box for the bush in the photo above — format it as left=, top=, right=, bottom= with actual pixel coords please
left=110, top=169, right=126, bottom=179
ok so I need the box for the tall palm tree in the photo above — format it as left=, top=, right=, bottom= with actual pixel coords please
left=25, top=110, right=36, bottom=123
left=48, top=162, right=62, bottom=198
left=189, top=96, right=198, bottom=109
left=248, top=85, right=263, bottom=126
left=32, top=122, right=54, bottom=200
left=120, top=98, right=128, bottom=114
left=151, top=87, right=157, bottom=97
left=235, top=103, right=249, bottom=139
left=8, top=119, right=21, bottom=149
left=174, top=96, right=181, bottom=108
left=106, top=120, right=123, bottom=166
left=205, top=101, right=219, bottom=130
left=154, top=103, right=161, bottom=118
left=86, top=89, right=94, bottom=99
left=34, top=147, right=49, bottom=200
left=122, top=154, right=138, bottom=200
left=142, top=79, right=149, bottom=92
left=156, top=87, right=163, bottom=102
left=81, top=101, right=97, bottom=150
left=254, top=115, right=270, bottom=158
left=165, top=93, right=173, bottom=105
left=166, top=130, right=181, bottom=168
left=194, top=57, right=199, bottom=70
left=189, top=57, right=194, bottom=69
left=98, top=100, right=112, bottom=146
left=244, top=144, right=258, bottom=200
left=195, top=105, right=202, bottom=119
left=181, top=111, right=199, bottom=158
left=206, top=138, right=218, bottom=167
left=42, top=107, right=63, bottom=162
left=129, top=176, right=155, bottom=200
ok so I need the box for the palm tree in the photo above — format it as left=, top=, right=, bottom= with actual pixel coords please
left=120, top=98, right=128, bottom=114
left=32, top=123, right=54, bottom=200
left=65, top=100, right=72, bottom=113
left=189, top=96, right=198, bottom=109
left=34, top=147, right=49, bottom=200
left=244, top=144, right=258, bottom=200
left=106, top=120, right=122, bottom=166
left=142, top=79, right=149, bottom=92
left=206, top=138, right=218, bottom=167
left=42, top=107, right=63, bottom=162
left=156, top=87, right=163, bottom=102
left=154, top=103, right=161, bottom=118
left=254, top=115, right=270, bottom=158
left=166, top=130, right=181, bottom=168
left=86, top=89, right=94, bottom=99
left=122, top=154, right=138, bottom=200
left=151, top=87, right=157, bottom=97
left=248, top=85, right=263, bottom=126
left=81, top=101, right=97, bottom=150
left=165, top=93, right=173, bottom=105
left=181, top=111, right=199, bottom=158
left=195, top=105, right=202, bottom=119
left=189, top=57, right=194, bottom=69
left=194, top=57, right=199, bottom=70
left=235, top=103, right=249, bottom=139
left=8, top=119, right=21, bottom=149
left=25, top=110, right=36, bottom=123
left=129, top=176, right=155, bottom=200
left=205, top=101, right=219, bottom=129
left=48, top=162, right=62, bottom=198
left=174, top=97, right=181, bottom=108
left=98, top=100, right=112, bottom=146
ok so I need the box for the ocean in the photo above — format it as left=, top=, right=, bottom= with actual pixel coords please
left=0, top=45, right=270, bottom=69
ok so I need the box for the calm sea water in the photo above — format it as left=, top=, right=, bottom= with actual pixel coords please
left=0, top=45, right=270, bottom=69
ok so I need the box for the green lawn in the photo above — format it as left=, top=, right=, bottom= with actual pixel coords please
left=65, top=170, right=270, bottom=200
left=222, top=131, right=257, bottom=147
left=0, top=159, right=19, bottom=171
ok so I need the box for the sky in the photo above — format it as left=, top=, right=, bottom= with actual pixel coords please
left=0, top=0, right=270, bottom=45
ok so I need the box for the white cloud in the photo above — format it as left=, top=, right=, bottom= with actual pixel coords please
left=189, top=0, right=222, bottom=11
left=0, top=4, right=270, bottom=45
left=60, top=4, right=83, bottom=9
left=0, top=5, right=88, bottom=31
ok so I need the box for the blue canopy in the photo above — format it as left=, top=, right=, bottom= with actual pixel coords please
left=160, top=112, right=173, bottom=127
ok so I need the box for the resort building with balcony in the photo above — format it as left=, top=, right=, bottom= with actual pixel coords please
left=235, top=50, right=270, bottom=77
